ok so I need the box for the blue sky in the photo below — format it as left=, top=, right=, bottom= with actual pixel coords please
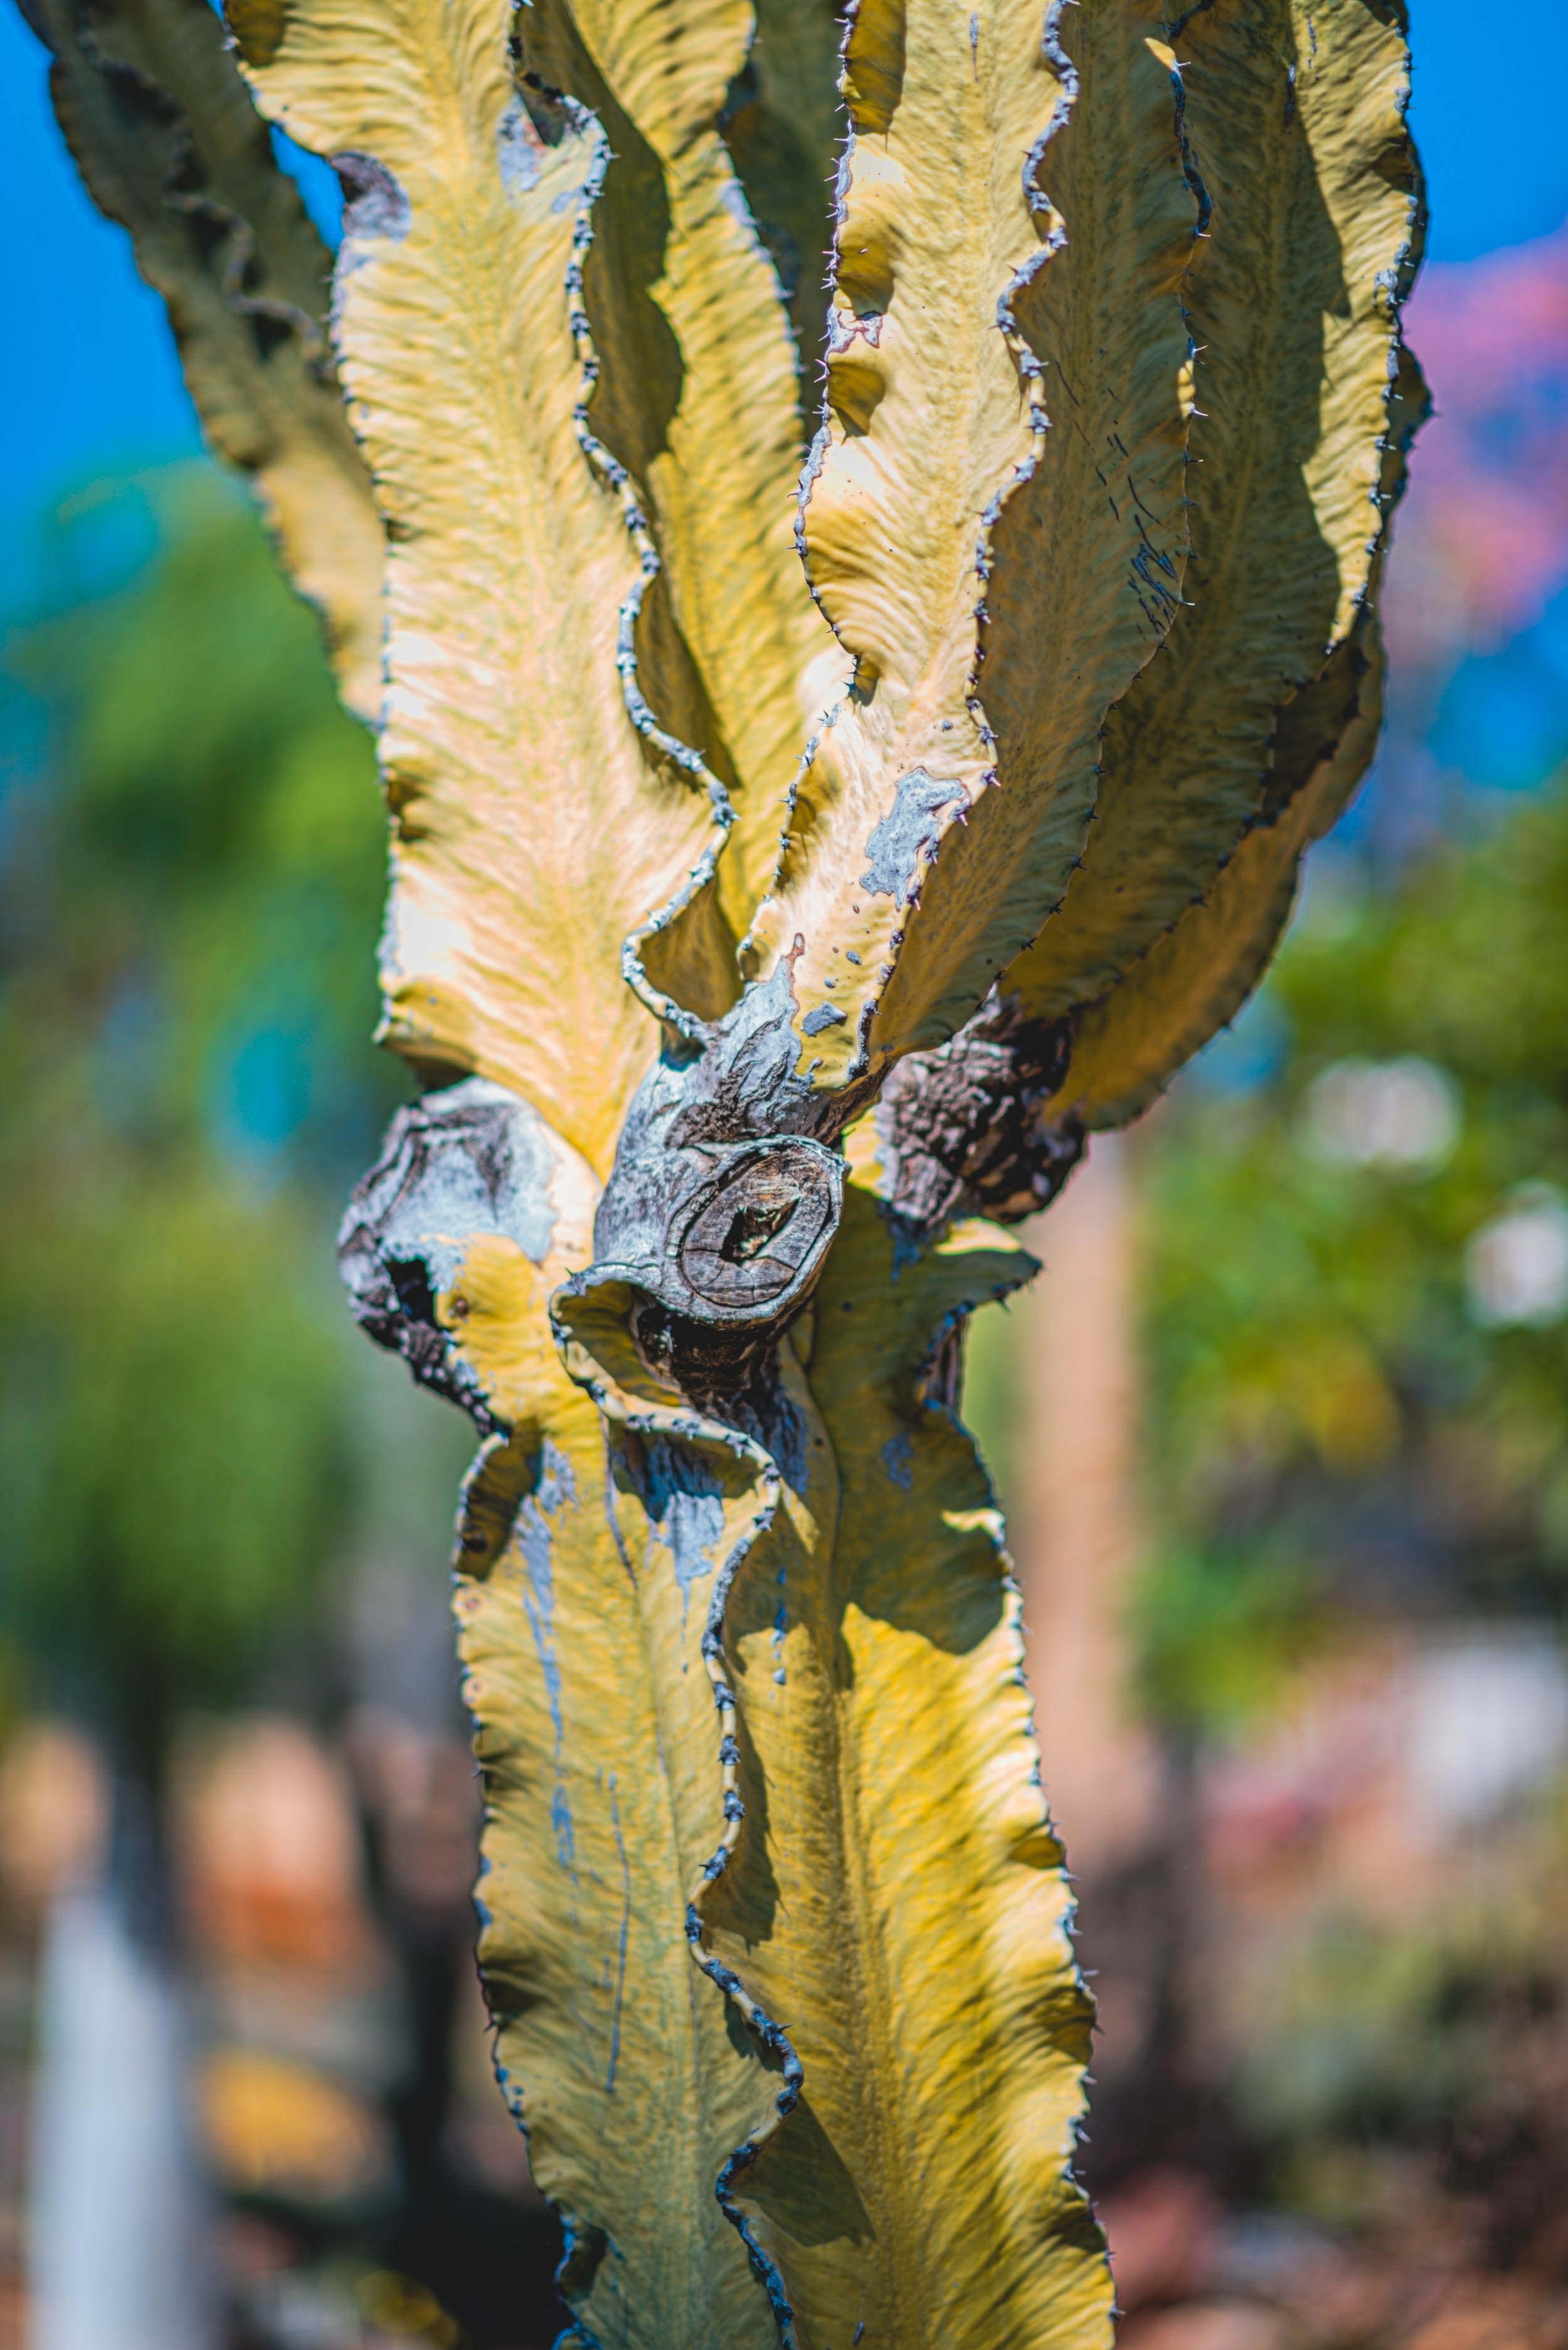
left=1, top=0, right=1565, bottom=568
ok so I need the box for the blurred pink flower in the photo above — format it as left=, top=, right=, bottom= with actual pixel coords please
left=1387, top=221, right=1568, bottom=676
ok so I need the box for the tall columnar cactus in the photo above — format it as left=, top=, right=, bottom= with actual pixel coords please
left=26, top=0, right=1423, bottom=2337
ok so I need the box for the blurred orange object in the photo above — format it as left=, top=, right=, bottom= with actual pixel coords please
left=1401, top=2280, right=1568, bottom=2350
left=346, top=1708, right=480, bottom=1918
left=199, top=2046, right=391, bottom=2204
left=1012, top=1140, right=1165, bottom=1881
left=0, top=2270, right=26, bottom=2350
left=0, top=1720, right=108, bottom=1920
left=176, top=1715, right=378, bottom=1974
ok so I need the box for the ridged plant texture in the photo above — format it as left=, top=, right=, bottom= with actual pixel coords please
left=24, top=0, right=1425, bottom=2338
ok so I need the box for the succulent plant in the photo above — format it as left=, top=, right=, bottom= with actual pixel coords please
left=24, top=0, right=1423, bottom=2336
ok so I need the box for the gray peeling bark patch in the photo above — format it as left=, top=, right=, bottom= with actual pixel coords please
left=337, top=1075, right=559, bottom=1427
left=859, top=767, right=970, bottom=908
left=618, top=1430, right=727, bottom=1614
left=495, top=95, right=541, bottom=198
left=329, top=150, right=410, bottom=332
left=330, top=150, right=410, bottom=289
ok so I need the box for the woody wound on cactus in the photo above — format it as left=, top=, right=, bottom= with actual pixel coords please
left=21, top=0, right=1423, bottom=2339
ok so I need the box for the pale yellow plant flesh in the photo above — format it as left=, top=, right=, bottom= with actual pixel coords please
left=749, top=0, right=1197, bottom=1086
left=448, top=1139, right=1107, bottom=2346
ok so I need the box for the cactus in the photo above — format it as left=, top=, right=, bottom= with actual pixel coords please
left=24, top=0, right=1423, bottom=2337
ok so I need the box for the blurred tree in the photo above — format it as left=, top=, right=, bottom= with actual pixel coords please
left=0, top=465, right=560, bottom=2349
left=0, top=462, right=398, bottom=1780
left=1136, top=775, right=1568, bottom=1734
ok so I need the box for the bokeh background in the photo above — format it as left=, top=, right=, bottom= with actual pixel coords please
left=4, top=5, right=1568, bottom=2346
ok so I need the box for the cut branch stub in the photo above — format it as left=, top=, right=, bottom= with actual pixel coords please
left=871, top=991, right=1082, bottom=1244
left=561, top=967, right=849, bottom=1422
left=337, top=1077, right=594, bottom=1431
left=675, top=1146, right=839, bottom=1313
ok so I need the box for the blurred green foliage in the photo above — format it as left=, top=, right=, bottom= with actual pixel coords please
left=0, top=465, right=426, bottom=1760
left=1135, top=780, right=1568, bottom=1732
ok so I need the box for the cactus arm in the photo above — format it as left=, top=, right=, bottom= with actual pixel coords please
left=742, top=0, right=1196, bottom=1092
left=337, top=1083, right=781, bottom=2346
left=227, top=0, right=845, bottom=1161
left=339, top=1081, right=1111, bottom=2347
left=691, top=1172, right=1110, bottom=2348
left=515, top=0, right=836, bottom=935
left=19, top=0, right=383, bottom=718
left=227, top=0, right=721, bottom=1161
left=1000, top=0, right=1426, bottom=1034
left=1043, top=284, right=1423, bottom=1138
left=1036, top=291, right=1428, bottom=1133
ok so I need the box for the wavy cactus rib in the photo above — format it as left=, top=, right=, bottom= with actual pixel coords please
left=30, top=0, right=1424, bottom=2337
left=1017, top=0, right=1427, bottom=1133
left=744, top=0, right=1198, bottom=1093
left=225, top=0, right=825, bottom=1161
